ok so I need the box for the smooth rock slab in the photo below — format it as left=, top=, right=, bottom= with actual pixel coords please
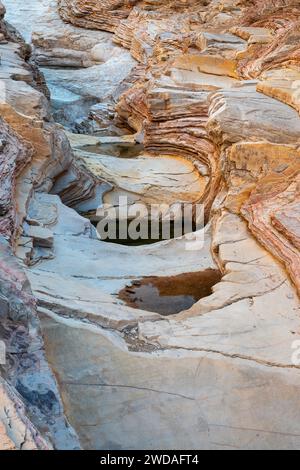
left=140, top=213, right=300, bottom=367
left=0, top=236, right=80, bottom=449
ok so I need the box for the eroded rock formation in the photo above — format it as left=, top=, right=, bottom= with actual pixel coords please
left=0, top=2, right=80, bottom=449
left=1, top=0, right=300, bottom=450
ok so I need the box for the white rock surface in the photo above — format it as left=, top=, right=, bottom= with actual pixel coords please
left=41, top=313, right=300, bottom=450
left=27, top=193, right=214, bottom=329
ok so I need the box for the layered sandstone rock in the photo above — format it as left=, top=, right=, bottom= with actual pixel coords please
left=222, top=142, right=300, bottom=294
left=0, top=3, right=81, bottom=449
left=0, top=379, right=51, bottom=450
left=0, top=8, right=77, bottom=250
left=58, top=0, right=211, bottom=33
left=75, top=150, right=206, bottom=208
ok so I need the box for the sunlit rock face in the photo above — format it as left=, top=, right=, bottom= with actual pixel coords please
left=0, top=119, right=32, bottom=240
left=1, top=0, right=300, bottom=451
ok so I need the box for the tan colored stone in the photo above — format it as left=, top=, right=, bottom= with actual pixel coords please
left=231, top=26, right=273, bottom=44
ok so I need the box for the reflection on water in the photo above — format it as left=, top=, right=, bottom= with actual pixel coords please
left=119, top=270, right=222, bottom=315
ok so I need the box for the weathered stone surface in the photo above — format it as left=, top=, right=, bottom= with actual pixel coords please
left=0, top=9, right=76, bottom=245
left=58, top=0, right=138, bottom=33
left=27, top=193, right=214, bottom=330
left=75, top=150, right=206, bottom=206
left=207, top=84, right=300, bottom=146
left=0, top=294, right=8, bottom=318
left=40, top=313, right=300, bottom=450
left=0, top=119, right=32, bottom=240
left=238, top=1, right=300, bottom=78
left=24, top=225, right=54, bottom=248
left=116, top=67, right=219, bottom=218
left=6, top=0, right=136, bottom=132
left=231, top=26, right=273, bottom=44
left=0, top=3, right=83, bottom=449
left=141, top=213, right=300, bottom=366
left=6, top=0, right=116, bottom=63
left=222, top=142, right=300, bottom=293
left=257, top=68, right=300, bottom=114
left=0, top=236, right=80, bottom=449
left=272, top=201, right=300, bottom=250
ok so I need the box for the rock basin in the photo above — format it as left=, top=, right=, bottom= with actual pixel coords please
left=2, top=0, right=300, bottom=452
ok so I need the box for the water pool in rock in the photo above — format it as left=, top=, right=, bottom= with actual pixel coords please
left=119, top=269, right=222, bottom=315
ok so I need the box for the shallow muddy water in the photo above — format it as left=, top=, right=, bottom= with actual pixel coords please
left=119, top=269, right=222, bottom=315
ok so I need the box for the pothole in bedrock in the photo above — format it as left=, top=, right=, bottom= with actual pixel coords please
left=80, top=143, right=144, bottom=158
left=89, top=219, right=201, bottom=246
left=118, top=269, right=222, bottom=315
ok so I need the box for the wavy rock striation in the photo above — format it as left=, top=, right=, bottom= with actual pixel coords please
left=0, top=2, right=81, bottom=449
left=1, top=0, right=300, bottom=450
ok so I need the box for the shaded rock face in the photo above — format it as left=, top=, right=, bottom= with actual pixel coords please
left=0, top=120, right=32, bottom=239
left=1, top=0, right=300, bottom=451
left=0, top=3, right=80, bottom=449
left=0, top=379, right=51, bottom=450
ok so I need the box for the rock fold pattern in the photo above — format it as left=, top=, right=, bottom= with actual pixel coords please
left=1, top=0, right=300, bottom=451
